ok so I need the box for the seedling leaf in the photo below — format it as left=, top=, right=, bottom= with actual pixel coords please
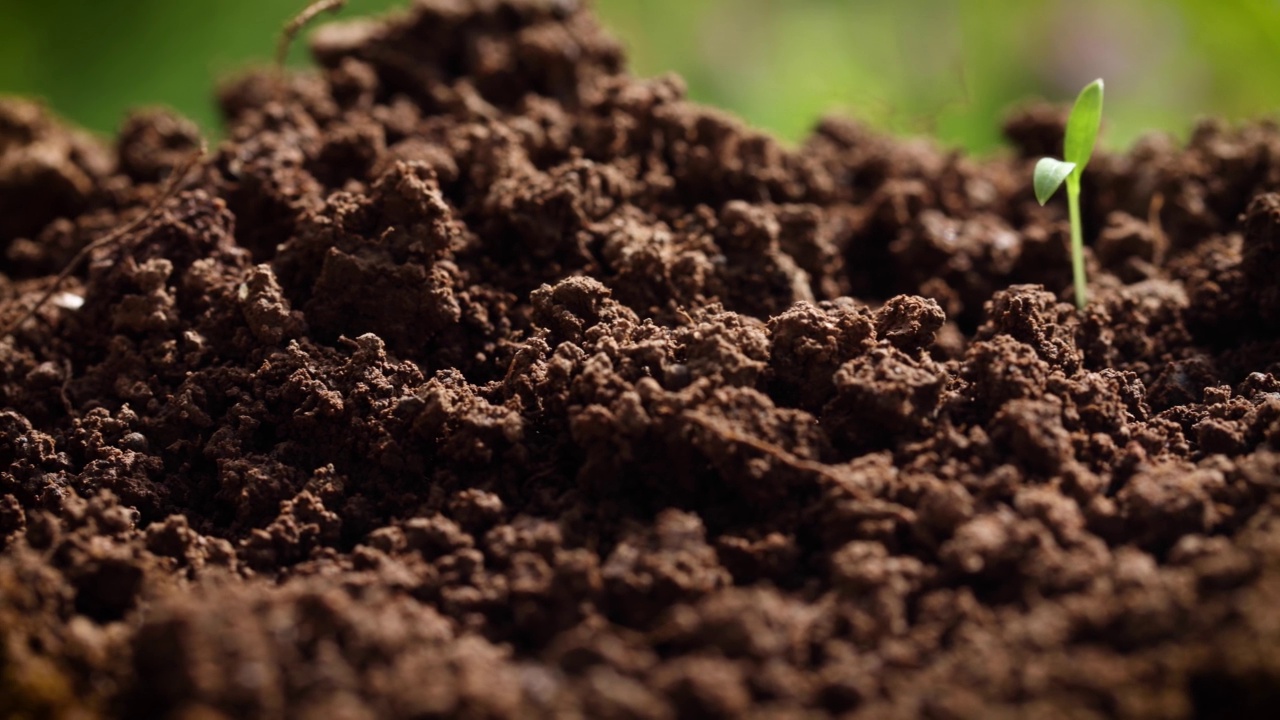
left=1033, top=158, right=1076, bottom=205
left=1063, top=79, right=1104, bottom=171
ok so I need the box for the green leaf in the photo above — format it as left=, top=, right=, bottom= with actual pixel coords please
left=1033, top=157, right=1076, bottom=205
left=1063, top=79, right=1104, bottom=172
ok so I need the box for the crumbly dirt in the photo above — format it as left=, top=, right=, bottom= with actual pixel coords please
left=3, top=1, right=1280, bottom=718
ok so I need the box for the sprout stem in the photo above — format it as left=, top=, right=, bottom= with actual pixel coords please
left=1067, top=179, right=1087, bottom=310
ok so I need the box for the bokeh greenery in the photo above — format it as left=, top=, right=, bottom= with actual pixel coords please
left=2, top=0, right=1279, bottom=153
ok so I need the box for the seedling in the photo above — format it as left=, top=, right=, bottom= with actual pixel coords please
left=1033, top=78, right=1104, bottom=310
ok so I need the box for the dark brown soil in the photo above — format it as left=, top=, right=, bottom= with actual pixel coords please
left=4, top=2, right=1280, bottom=718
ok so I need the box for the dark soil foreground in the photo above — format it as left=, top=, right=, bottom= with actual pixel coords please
left=4, top=1, right=1280, bottom=718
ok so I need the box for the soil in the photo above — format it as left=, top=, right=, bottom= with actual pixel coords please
left=3, top=1, right=1280, bottom=718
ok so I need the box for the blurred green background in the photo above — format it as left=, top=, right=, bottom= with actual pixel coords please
left=2, top=0, right=1279, bottom=153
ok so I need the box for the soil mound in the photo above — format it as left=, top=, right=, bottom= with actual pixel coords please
left=3, top=1, right=1280, bottom=717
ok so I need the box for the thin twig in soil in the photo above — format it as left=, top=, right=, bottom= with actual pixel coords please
left=1149, top=192, right=1167, bottom=265
left=58, top=357, right=75, bottom=417
left=277, top=0, right=349, bottom=69
left=0, top=146, right=205, bottom=339
left=682, top=409, right=859, bottom=490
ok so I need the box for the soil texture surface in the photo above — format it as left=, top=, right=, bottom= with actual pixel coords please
left=4, top=1, right=1280, bottom=718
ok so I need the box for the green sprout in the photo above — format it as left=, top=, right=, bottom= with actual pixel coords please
left=1033, top=78, right=1104, bottom=310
